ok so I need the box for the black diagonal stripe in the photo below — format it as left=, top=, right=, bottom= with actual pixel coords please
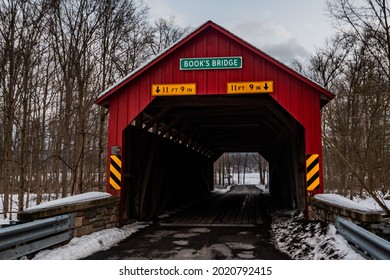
left=307, top=182, right=320, bottom=191
left=110, top=171, right=121, bottom=186
left=307, top=157, right=319, bottom=172
left=307, top=171, right=319, bottom=187
left=110, top=159, right=121, bottom=173
left=109, top=183, right=118, bottom=190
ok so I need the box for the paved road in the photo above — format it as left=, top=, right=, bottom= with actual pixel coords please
left=84, top=185, right=290, bottom=260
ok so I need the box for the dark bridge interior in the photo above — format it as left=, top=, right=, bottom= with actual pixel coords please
left=122, top=95, right=306, bottom=221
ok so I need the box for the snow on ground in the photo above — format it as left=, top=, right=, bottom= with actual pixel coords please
left=27, top=208, right=364, bottom=260
left=271, top=193, right=390, bottom=260
left=353, top=195, right=390, bottom=211
left=24, top=194, right=368, bottom=260
left=213, top=185, right=234, bottom=194
left=1, top=193, right=67, bottom=224
left=271, top=210, right=365, bottom=260
left=32, top=222, right=150, bottom=260
left=0, top=192, right=112, bottom=224
left=215, top=172, right=268, bottom=194
left=0, top=174, right=387, bottom=260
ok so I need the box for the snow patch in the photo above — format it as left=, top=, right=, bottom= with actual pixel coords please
left=271, top=211, right=364, bottom=260
left=315, top=194, right=372, bottom=212
left=23, top=192, right=112, bottom=212
left=32, top=222, right=149, bottom=260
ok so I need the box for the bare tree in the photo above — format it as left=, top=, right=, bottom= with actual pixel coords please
left=253, top=154, right=268, bottom=186
left=0, top=0, right=18, bottom=218
left=0, top=0, right=192, bottom=218
left=242, top=153, right=249, bottom=184
left=234, top=153, right=242, bottom=184
left=328, top=0, right=390, bottom=87
left=149, top=17, right=191, bottom=56
left=95, top=0, right=150, bottom=189
left=0, top=0, right=50, bottom=217
left=304, top=0, right=390, bottom=214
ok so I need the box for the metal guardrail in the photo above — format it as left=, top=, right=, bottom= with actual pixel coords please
left=0, top=213, right=75, bottom=260
left=335, top=216, right=390, bottom=260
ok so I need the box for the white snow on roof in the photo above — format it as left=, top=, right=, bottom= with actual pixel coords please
left=23, top=192, right=112, bottom=213
left=315, top=193, right=372, bottom=212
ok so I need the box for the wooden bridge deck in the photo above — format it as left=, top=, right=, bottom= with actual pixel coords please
left=160, top=185, right=266, bottom=227
left=84, top=185, right=291, bottom=260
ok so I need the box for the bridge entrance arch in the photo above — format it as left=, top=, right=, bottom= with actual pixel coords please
left=96, top=21, right=334, bottom=222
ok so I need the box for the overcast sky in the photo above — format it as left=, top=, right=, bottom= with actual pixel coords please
left=144, top=0, right=336, bottom=65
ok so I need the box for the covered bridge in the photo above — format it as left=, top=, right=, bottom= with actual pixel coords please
left=95, top=21, right=334, bottom=222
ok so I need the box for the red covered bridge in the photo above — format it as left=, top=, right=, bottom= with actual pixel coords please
left=96, top=21, right=334, bottom=222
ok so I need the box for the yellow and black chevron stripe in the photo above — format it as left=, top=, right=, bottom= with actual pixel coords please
left=306, top=154, right=320, bottom=191
left=109, top=155, right=121, bottom=190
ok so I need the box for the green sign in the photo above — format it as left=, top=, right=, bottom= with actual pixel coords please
left=180, top=56, right=242, bottom=70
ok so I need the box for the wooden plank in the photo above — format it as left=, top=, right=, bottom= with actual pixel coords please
left=248, top=194, right=255, bottom=224
left=235, top=194, right=248, bottom=224
left=196, top=194, right=226, bottom=224
left=159, top=223, right=258, bottom=228
left=218, top=194, right=237, bottom=224
left=160, top=188, right=265, bottom=226
left=255, top=194, right=263, bottom=224
left=227, top=194, right=240, bottom=223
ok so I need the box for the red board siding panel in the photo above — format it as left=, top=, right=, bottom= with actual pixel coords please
left=293, top=77, right=301, bottom=116
left=117, top=90, right=129, bottom=142
left=108, top=97, right=118, bottom=147
left=158, top=62, right=168, bottom=83
left=99, top=21, right=333, bottom=198
left=106, top=96, right=120, bottom=195
left=251, top=53, right=265, bottom=81
left=138, top=77, right=153, bottom=116
left=275, top=71, right=289, bottom=110
left=127, top=87, right=139, bottom=126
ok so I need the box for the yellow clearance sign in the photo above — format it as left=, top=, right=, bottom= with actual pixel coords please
left=227, top=81, right=274, bottom=94
left=152, top=83, right=196, bottom=96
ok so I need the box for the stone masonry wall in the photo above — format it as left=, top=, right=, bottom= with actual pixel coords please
left=73, top=202, right=119, bottom=237
left=18, top=194, right=120, bottom=238
left=309, top=196, right=383, bottom=223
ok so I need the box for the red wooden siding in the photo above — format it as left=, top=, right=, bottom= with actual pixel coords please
left=98, top=21, right=334, bottom=196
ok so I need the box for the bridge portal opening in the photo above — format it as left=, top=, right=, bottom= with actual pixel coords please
left=121, top=95, right=306, bottom=221
left=96, top=21, right=333, bottom=224
left=213, top=152, right=269, bottom=190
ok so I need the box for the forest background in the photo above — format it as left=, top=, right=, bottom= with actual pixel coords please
left=1, top=0, right=390, bottom=218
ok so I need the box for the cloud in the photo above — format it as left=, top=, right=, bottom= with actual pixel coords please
left=232, top=20, right=308, bottom=65
left=234, top=20, right=293, bottom=43
left=261, top=38, right=309, bottom=65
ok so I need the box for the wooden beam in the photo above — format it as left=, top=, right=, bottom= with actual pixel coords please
left=134, top=114, right=143, bottom=128
left=159, top=116, right=182, bottom=135
left=143, top=106, right=171, bottom=131
left=265, top=104, right=297, bottom=134
left=151, top=95, right=276, bottom=108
